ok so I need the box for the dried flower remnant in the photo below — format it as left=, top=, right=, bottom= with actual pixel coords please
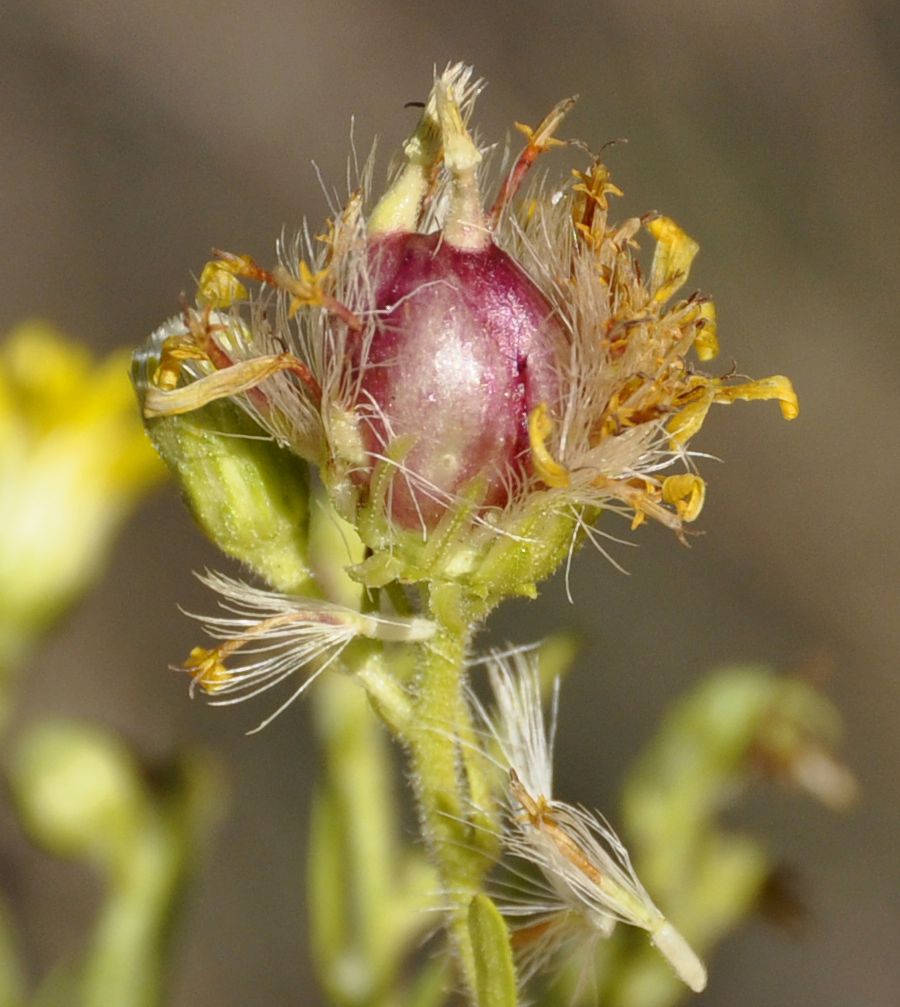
left=479, top=655, right=707, bottom=992
left=135, top=62, right=798, bottom=624
left=182, top=572, right=434, bottom=732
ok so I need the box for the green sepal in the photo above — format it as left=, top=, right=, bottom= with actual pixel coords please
left=145, top=399, right=312, bottom=593
left=467, top=894, right=518, bottom=1007
left=350, top=497, right=580, bottom=616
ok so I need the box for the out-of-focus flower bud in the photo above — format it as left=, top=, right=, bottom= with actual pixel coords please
left=0, top=322, right=164, bottom=669
left=12, top=721, right=227, bottom=1005
left=10, top=721, right=144, bottom=866
left=613, top=665, right=855, bottom=1006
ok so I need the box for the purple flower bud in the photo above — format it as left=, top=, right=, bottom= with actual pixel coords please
left=358, top=232, right=565, bottom=528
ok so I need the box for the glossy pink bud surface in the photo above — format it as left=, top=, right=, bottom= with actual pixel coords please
left=358, top=232, right=564, bottom=528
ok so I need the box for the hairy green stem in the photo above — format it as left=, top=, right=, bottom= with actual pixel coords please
left=311, top=667, right=400, bottom=1005
left=409, top=625, right=479, bottom=992
left=404, top=587, right=502, bottom=1000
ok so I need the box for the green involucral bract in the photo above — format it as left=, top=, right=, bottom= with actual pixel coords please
left=143, top=398, right=312, bottom=596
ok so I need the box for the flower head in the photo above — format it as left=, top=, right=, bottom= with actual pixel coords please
left=134, top=62, right=796, bottom=607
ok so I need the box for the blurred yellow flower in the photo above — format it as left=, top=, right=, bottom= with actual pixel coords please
left=0, top=321, right=164, bottom=666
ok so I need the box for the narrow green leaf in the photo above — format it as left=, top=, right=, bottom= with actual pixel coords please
left=307, top=785, right=347, bottom=996
left=467, top=894, right=518, bottom=1007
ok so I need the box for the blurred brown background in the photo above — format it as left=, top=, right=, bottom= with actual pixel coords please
left=2, top=1, right=898, bottom=1004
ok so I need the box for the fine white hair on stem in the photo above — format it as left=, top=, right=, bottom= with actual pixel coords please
left=475, top=652, right=707, bottom=993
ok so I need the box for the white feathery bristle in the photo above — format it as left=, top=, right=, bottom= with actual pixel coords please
left=184, top=572, right=435, bottom=731
left=482, top=652, right=555, bottom=800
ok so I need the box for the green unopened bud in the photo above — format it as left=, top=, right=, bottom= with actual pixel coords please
left=137, top=349, right=312, bottom=594
left=10, top=721, right=144, bottom=866
left=148, top=404, right=311, bottom=594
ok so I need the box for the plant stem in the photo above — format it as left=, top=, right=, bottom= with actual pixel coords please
left=81, top=811, right=179, bottom=1007
left=405, top=585, right=500, bottom=1000
left=311, top=666, right=401, bottom=1006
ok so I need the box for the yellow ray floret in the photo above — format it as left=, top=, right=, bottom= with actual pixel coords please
left=529, top=403, right=571, bottom=489
left=572, top=162, right=623, bottom=213
left=661, top=474, right=706, bottom=523
left=646, top=215, right=700, bottom=305
left=513, top=94, right=577, bottom=154
left=572, top=161, right=624, bottom=244
left=688, top=300, right=719, bottom=361
left=142, top=354, right=313, bottom=418
left=271, top=261, right=331, bottom=318
left=714, top=374, right=799, bottom=419
left=196, top=260, right=248, bottom=309
left=151, top=337, right=210, bottom=392
left=668, top=375, right=799, bottom=448
left=212, top=249, right=363, bottom=332
left=184, top=646, right=232, bottom=695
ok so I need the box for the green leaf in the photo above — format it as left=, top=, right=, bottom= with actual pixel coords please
left=467, top=894, right=518, bottom=1007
